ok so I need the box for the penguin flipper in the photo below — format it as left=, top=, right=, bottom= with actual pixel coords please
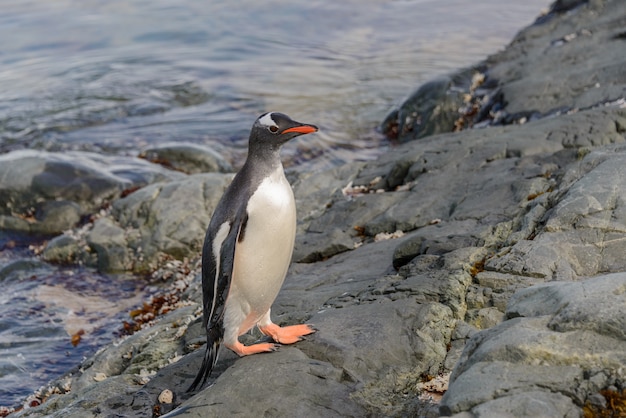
left=188, top=211, right=245, bottom=392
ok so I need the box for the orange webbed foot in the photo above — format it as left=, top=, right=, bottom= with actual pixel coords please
left=259, top=323, right=316, bottom=345
left=226, top=340, right=279, bottom=357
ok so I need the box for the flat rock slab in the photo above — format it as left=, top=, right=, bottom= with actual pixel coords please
left=168, top=348, right=366, bottom=418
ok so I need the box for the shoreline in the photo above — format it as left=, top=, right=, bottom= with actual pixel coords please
left=3, top=0, right=626, bottom=416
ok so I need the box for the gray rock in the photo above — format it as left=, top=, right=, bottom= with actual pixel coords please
left=506, top=274, right=626, bottom=341
left=442, top=361, right=585, bottom=416
left=470, top=391, right=580, bottom=418
left=487, top=0, right=626, bottom=116
left=392, top=234, right=425, bottom=269
left=381, top=74, right=469, bottom=143
left=41, top=235, right=80, bottom=264
left=382, top=0, right=626, bottom=134
left=291, top=162, right=365, bottom=223
left=0, top=150, right=183, bottom=235
left=168, top=348, right=367, bottom=418
left=296, top=190, right=404, bottom=262
left=29, top=103, right=623, bottom=411
left=110, top=173, right=233, bottom=272
left=487, top=142, right=626, bottom=281
left=0, top=258, right=49, bottom=283
left=42, top=172, right=233, bottom=273
left=304, top=300, right=455, bottom=383
left=19, top=108, right=626, bottom=415
left=33, top=104, right=625, bottom=274
left=139, top=142, right=233, bottom=174
left=440, top=274, right=626, bottom=416
left=85, top=218, right=133, bottom=272
left=294, top=227, right=356, bottom=263
left=32, top=200, right=82, bottom=235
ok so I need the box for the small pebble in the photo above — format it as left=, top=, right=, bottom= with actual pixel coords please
left=158, top=389, right=174, bottom=404
left=93, top=372, right=107, bottom=382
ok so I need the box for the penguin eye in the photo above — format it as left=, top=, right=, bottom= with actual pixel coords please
left=268, top=125, right=279, bottom=133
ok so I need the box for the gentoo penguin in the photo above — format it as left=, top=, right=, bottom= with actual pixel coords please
left=188, top=112, right=318, bottom=391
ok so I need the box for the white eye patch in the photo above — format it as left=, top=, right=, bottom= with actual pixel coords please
left=258, top=113, right=277, bottom=129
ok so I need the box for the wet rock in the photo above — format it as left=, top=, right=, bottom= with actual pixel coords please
left=139, top=142, right=233, bottom=174
left=0, top=150, right=183, bottom=235
left=381, top=73, right=471, bottom=143
left=0, top=259, right=49, bottom=283
left=85, top=218, right=134, bottom=272
left=31, top=201, right=82, bottom=235
left=41, top=235, right=80, bottom=264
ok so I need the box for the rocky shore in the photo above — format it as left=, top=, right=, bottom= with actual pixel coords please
left=3, top=0, right=626, bottom=416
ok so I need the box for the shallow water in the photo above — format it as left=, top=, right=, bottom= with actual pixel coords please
left=1, top=0, right=552, bottom=167
left=0, top=233, right=150, bottom=409
left=0, top=0, right=551, bottom=409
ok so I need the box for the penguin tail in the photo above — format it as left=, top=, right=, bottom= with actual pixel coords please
left=187, top=331, right=221, bottom=392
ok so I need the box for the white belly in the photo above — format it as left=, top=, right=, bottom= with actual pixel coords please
left=228, top=167, right=296, bottom=333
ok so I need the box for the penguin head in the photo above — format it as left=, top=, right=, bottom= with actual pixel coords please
left=250, top=112, right=318, bottom=151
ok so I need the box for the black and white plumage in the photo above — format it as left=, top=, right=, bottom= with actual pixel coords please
left=188, top=112, right=318, bottom=391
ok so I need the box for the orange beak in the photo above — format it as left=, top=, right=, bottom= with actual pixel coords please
left=282, top=125, right=318, bottom=135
